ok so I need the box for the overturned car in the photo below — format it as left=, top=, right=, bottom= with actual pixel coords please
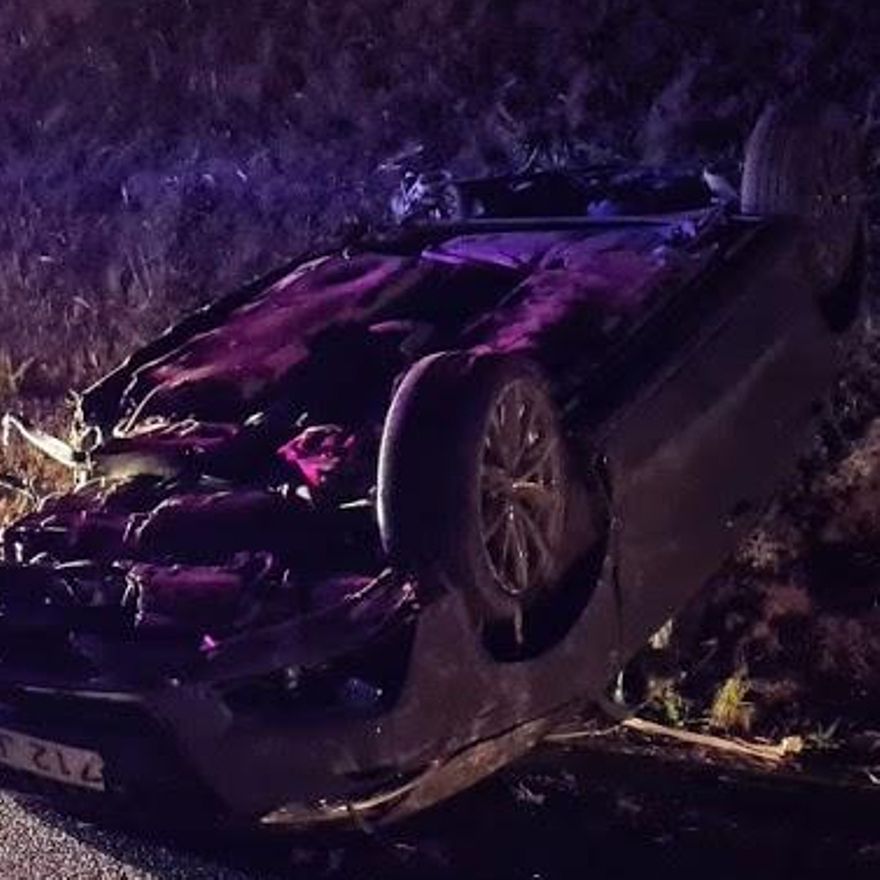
left=0, top=102, right=868, bottom=825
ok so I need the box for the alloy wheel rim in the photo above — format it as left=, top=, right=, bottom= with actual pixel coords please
left=479, top=379, right=565, bottom=598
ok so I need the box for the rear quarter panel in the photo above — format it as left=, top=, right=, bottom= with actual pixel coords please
left=598, top=221, right=847, bottom=656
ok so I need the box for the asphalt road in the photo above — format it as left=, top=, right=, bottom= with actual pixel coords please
left=1, top=744, right=880, bottom=880
left=0, top=794, right=275, bottom=880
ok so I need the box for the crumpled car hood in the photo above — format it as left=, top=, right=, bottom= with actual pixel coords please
left=113, top=220, right=703, bottom=426
left=2, top=213, right=716, bottom=643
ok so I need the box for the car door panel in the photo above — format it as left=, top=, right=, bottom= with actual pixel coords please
left=602, top=226, right=838, bottom=655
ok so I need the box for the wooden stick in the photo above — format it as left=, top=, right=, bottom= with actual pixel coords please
left=547, top=717, right=804, bottom=764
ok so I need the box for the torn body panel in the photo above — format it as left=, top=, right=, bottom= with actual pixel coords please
left=3, top=212, right=720, bottom=638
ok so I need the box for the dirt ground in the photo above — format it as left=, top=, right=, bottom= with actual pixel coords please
left=30, top=734, right=880, bottom=879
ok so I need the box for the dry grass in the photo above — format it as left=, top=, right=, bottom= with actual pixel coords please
left=0, top=1, right=874, bottom=430
left=709, top=671, right=754, bottom=734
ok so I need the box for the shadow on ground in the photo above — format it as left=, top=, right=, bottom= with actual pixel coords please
left=18, top=744, right=880, bottom=880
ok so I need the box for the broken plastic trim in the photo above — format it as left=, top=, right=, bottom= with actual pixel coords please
left=259, top=714, right=556, bottom=827
left=1, top=413, right=85, bottom=470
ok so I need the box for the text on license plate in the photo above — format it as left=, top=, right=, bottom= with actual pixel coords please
left=0, top=726, right=105, bottom=791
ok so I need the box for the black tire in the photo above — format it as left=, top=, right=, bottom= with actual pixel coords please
left=377, top=351, right=587, bottom=624
left=741, top=101, right=864, bottom=286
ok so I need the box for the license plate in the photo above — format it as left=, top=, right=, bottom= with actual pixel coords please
left=0, top=726, right=105, bottom=791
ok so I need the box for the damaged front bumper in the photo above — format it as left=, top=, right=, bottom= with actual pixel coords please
left=0, top=559, right=430, bottom=823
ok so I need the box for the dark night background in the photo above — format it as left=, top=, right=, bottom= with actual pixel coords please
left=1, top=0, right=878, bottom=399
left=1, top=1, right=880, bottom=876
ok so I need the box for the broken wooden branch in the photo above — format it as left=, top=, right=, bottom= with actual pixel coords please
left=546, top=716, right=804, bottom=765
